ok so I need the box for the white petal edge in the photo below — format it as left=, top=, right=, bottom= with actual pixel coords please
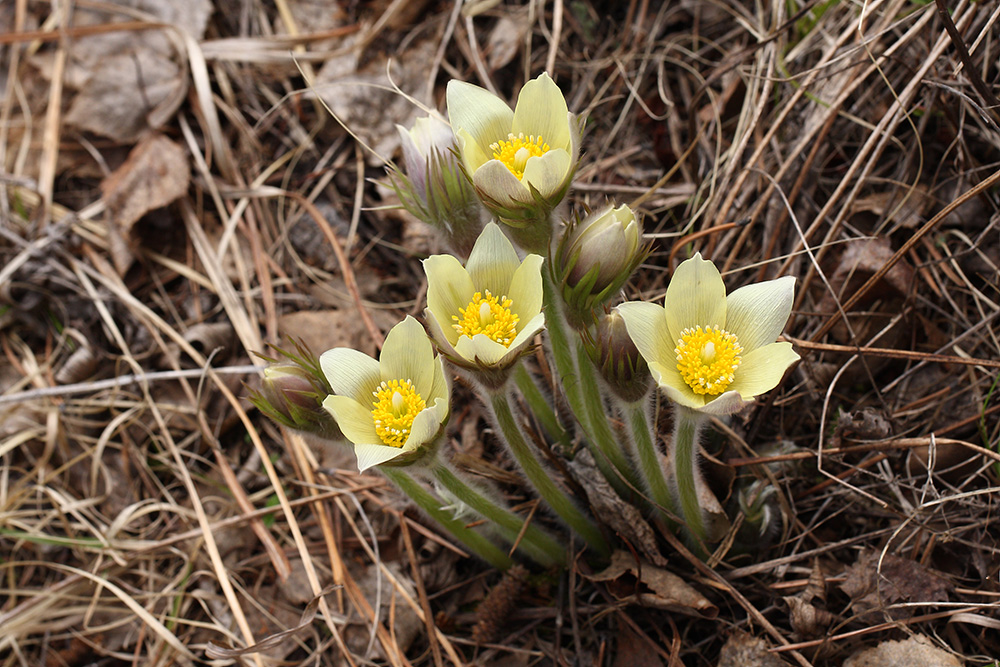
left=404, top=397, right=449, bottom=450
left=454, top=333, right=509, bottom=366
left=663, top=253, right=727, bottom=343
left=725, top=276, right=795, bottom=354
left=424, top=306, right=462, bottom=350
left=508, top=311, right=545, bottom=352
left=320, top=347, right=380, bottom=401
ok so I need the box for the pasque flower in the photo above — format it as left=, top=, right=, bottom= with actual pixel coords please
left=556, top=204, right=647, bottom=324
left=447, top=73, right=579, bottom=230
left=618, top=253, right=799, bottom=415
left=321, top=316, right=450, bottom=471
left=390, top=113, right=485, bottom=256
left=423, top=223, right=544, bottom=384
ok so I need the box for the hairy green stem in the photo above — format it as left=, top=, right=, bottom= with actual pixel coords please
left=489, top=389, right=610, bottom=557
left=623, top=399, right=675, bottom=520
left=672, top=405, right=708, bottom=549
left=431, top=462, right=567, bottom=567
left=574, top=339, right=644, bottom=495
left=380, top=467, right=513, bottom=570
left=540, top=266, right=633, bottom=497
left=512, top=364, right=570, bottom=450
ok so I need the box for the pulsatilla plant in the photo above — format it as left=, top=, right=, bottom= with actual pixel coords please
left=255, top=73, right=799, bottom=569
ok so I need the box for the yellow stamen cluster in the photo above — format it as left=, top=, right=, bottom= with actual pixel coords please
left=371, top=379, right=426, bottom=447
left=490, top=133, right=550, bottom=180
left=675, top=326, right=743, bottom=396
left=452, top=290, right=519, bottom=347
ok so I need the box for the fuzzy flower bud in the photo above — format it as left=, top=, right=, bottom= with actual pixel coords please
left=556, top=204, right=648, bottom=327
left=585, top=308, right=652, bottom=402
left=390, top=114, right=487, bottom=257
left=250, top=362, right=342, bottom=440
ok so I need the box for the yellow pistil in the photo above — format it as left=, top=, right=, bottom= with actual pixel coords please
left=490, top=133, right=550, bottom=180
left=675, top=326, right=743, bottom=396
left=371, top=379, right=426, bottom=447
left=452, top=290, right=520, bottom=347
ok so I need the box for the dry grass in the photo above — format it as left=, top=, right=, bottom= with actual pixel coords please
left=1, top=0, right=999, bottom=665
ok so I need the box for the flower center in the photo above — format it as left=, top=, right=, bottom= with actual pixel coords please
left=371, top=379, right=426, bottom=448
left=490, top=133, right=550, bottom=180
left=452, top=290, right=519, bottom=347
left=674, top=326, right=743, bottom=396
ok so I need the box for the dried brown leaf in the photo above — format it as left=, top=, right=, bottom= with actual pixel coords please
left=841, top=551, right=952, bottom=620
left=717, top=630, right=791, bottom=667
left=586, top=550, right=718, bottom=618
left=843, top=635, right=962, bottom=667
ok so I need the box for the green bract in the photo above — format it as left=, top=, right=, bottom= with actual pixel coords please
left=618, top=253, right=799, bottom=415
left=447, top=73, right=579, bottom=225
left=423, top=223, right=545, bottom=377
left=320, top=316, right=450, bottom=471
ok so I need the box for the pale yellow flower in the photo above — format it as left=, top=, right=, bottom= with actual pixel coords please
left=423, top=223, right=544, bottom=373
left=321, top=316, right=449, bottom=471
left=618, top=254, right=799, bottom=415
left=446, top=73, right=578, bottom=222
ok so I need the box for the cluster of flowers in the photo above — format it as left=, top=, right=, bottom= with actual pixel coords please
left=253, top=74, right=799, bottom=568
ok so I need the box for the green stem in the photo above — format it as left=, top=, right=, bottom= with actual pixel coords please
left=489, top=390, right=610, bottom=557
left=380, top=467, right=513, bottom=571
left=623, top=399, right=675, bottom=520
left=512, top=364, right=570, bottom=450
left=540, top=266, right=631, bottom=496
left=672, top=406, right=708, bottom=548
left=431, top=463, right=567, bottom=568
left=575, top=339, right=644, bottom=494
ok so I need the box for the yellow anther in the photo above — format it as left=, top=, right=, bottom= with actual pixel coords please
left=452, top=290, right=519, bottom=347
left=674, top=326, right=743, bottom=395
left=371, top=379, right=425, bottom=447
left=489, top=133, right=550, bottom=180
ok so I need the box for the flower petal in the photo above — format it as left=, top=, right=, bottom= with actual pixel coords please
left=725, top=275, right=795, bottom=353
left=466, top=222, right=520, bottom=297
left=617, top=301, right=672, bottom=368
left=426, top=356, right=451, bottom=404
left=424, top=306, right=462, bottom=350
left=454, top=127, right=491, bottom=174
left=729, top=341, right=800, bottom=400
left=506, top=253, right=544, bottom=323
left=696, top=390, right=750, bottom=416
left=320, top=348, right=380, bottom=401
left=455, top=333, right=509, bottom=366
left=353, top=443, right=406, bottom=471
left=323, top=394, right=378, bottom=445
left=664, top=253, right=727, bottom=342
left=380, top=316, right=435, bottom=396
left=507, top=311, right=545, bottom=351
left=521, top=148, right=571, bottom=199
left=447, top=80, right=513, bottom=154
left=648, top=360, right=705, bottom=411
left=511, top=73, right=571, bottom=150
left=404, top=396, right=449, bottom=450
left=424, top=254, right=475, bottom=342
left=473, top=160, right=531, bottom=209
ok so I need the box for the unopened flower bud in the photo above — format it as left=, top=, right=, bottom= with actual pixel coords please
left=556, top=204, right=648, bottom=327
left=390, top=114, right=487, bottom=257
left=250, top=359, right=341, bottom=440
left=586, top=309, right=651, bottom=402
